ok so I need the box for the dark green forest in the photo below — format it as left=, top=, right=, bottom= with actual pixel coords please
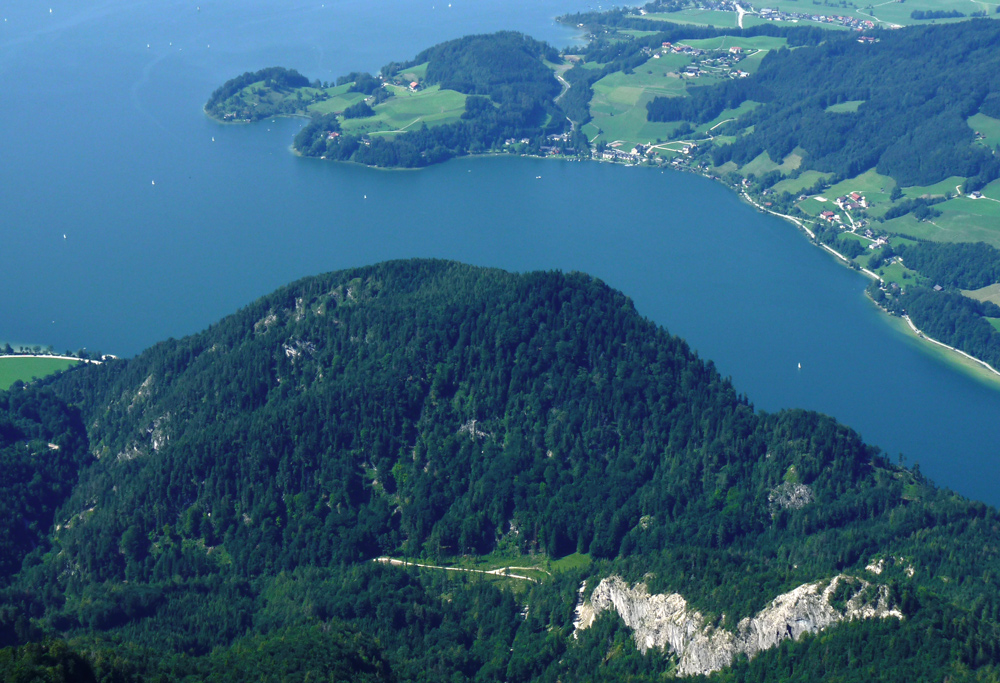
left=898, top=241, right=1000, bottom=291
left=646, top=20, right=1000, bottom=188
left=204, top=67, right=316, bottom=122
left=5, top=260, right=1000, bottom=680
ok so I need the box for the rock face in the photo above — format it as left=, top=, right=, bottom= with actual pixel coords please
left=574, top=575, right=902, bottom=676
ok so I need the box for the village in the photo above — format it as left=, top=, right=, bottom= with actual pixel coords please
left=642, top=0, right=883, bottom=30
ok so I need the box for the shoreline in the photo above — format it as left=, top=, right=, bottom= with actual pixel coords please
left=229, top=106, right=1000, bottom=387
left=735, top=177, right=1000, bottom=386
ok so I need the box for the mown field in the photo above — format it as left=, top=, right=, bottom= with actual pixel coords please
left=340, top=85, right=467, bottom=135
left=0, top=357, right=80, bottom=390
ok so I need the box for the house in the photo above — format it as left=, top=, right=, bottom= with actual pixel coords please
left=326, top=131, right=340, bottom=140
left=409, top=81, right=419, bottom=91
left=729, top=46, right=742, bottom=54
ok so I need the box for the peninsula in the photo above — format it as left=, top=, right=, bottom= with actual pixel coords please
left=207, top=9, right=1000, bottom=383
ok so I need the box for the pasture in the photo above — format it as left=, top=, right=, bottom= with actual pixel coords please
left=0, top=356, right=80, bottom=390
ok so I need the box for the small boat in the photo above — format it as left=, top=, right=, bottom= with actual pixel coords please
left=797, top=362, right=801, bottom=369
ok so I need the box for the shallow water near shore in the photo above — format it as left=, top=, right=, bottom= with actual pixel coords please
left=2, top=0, right=1000, bottom=505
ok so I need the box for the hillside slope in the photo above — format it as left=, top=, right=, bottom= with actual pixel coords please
left=3, top=260, right=1000, bottom=681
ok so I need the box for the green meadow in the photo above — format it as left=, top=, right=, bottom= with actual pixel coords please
left=306, top=83, right=367, bottom=115
left=826, top=100, right=865, bottom=113
left=339, top=85, right=467, bottom=135
left=969, top=113, right=1000, bottom=149
left=772, top=170, right=833, bottom=195
left=0, top=357, right=80, bottom=390
left=642, top=9, right=742, bottom=27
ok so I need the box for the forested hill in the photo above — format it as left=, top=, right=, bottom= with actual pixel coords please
left=647, top=19, right=1000, bottom=189
left=5, top=260, right=1000, bottom=680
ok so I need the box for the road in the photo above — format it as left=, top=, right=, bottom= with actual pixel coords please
left=374, top=557, right=549, bottom=583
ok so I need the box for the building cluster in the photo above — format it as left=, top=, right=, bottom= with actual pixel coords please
left=835, top=192, right=869, bottom=211
left=754, top=5, right=877, bottom=30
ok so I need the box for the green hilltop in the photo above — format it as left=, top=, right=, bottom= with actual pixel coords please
left=4, top=260, right=1000, bottom=680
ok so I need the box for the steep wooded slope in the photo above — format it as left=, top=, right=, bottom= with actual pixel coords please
left=3, top=260, right=1000, bottom=681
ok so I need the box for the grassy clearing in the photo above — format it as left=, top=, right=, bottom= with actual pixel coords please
left=772, top=170, right=833, bottom=195
left=983, top=178, right=1000, bottom=201
left=827, top=169, right=895, bottom=200
left=0, top=357, right=80, bottom=390
left=874, top=261, right=917, bottom=287
left=826, top=100, right=864, bottom=113
left=587, top=60, right=702, bottom=147
left=903, top=176, right=964, bottom=199
left=740, top=150, right=801, bottom=176
left=795, top=195, right=835, bottom=217
left=967, top=284, right=1000, bottom=306
left=340, top=85, right=467, bottom=135
left=968, top=113, right=1000, bottom=149
left=550, top=552, right=592, bottom=573
left=883, top=211, right=1000, bottom=248
left=682, top=36, right=788, bottom=50
left=308, top=91, right=367, bottom=115
left=398, top=62, right=428, bottom=82
left=695, top=100, right=760, bottom=136
left=988, top=318, right=1000, bottom=334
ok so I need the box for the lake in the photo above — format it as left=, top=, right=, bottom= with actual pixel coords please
left=2, top=0, right=999, bottom=504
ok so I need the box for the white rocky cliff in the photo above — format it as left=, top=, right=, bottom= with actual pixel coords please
left=573, top=575, right=902, bottom=676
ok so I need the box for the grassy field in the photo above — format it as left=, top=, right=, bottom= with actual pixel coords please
left=967, top=284, right=1000, bottom=305
left=881, top=175, right=1000, bottom=246
left=0, top=357, right=80, bottom=390
left=772, top=169, right=833, bottom=195
left=307, top=83, right=367, bottom=115
left=740, top=150, right=801, bottom=176
left=969, top=112, right=1000, bottom=150
left=587, top=57, right=697, bottom=147
left=882, top=210, right=1000, bottom=247
left=682, top=35, right=788, bottom=50
left=397, top=62, right=428, bottom=83
left=825, top=169, right=896, bottom=203
left=826, top=100, right=864, bottom=113
left=873, top=261, right=918, bottom=287
left=696, top=100, right=759, bottom=136
left=903, top=176, right=964, bottom=198
left=643, top=9, right=742, bottom=27
left=338, top=85, right=467, bottom=135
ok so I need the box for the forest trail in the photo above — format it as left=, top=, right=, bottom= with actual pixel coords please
left=373, top=557, right=549, bottom=582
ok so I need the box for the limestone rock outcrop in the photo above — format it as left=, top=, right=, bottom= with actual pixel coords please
left=574, top=574, right=902, bottom=676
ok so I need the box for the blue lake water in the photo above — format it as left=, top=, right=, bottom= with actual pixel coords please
left=2, top=0, right=999, bottom=504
